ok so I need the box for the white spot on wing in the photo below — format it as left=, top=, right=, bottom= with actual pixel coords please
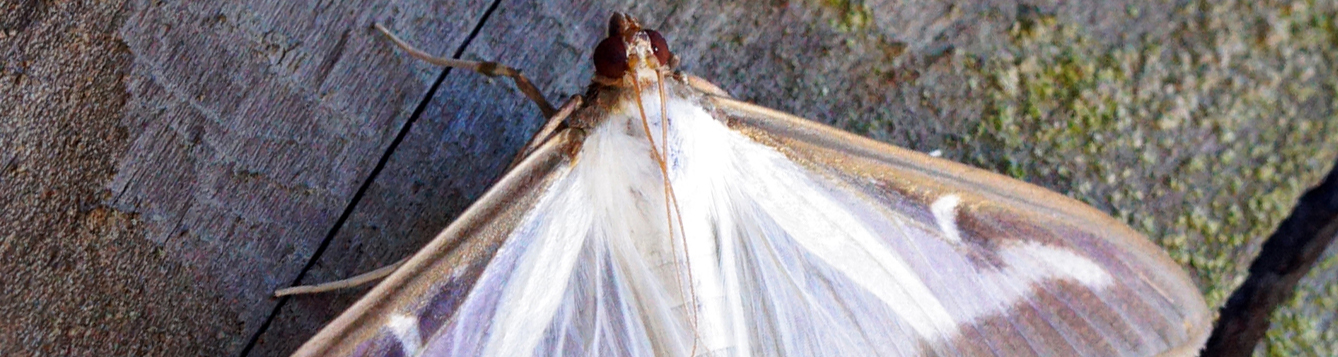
left=1010, top=241, right=1112, bottom=287
left=385, top=314, right=421, bottom=356
left=943, top=241, right=1115, bottom=324
left=930, top=194, right=963, bottom=244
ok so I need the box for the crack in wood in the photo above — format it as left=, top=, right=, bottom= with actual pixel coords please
left=237, top=1, right=508, bottom=355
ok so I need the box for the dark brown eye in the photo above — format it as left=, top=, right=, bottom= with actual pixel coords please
left=644, top=30, right=672, bottom=65
left=593, top=36, right=628, bottom=78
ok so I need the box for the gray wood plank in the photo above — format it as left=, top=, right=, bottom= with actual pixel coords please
left=117, top=0, right=506, bottom=351
left=253, top=0, right=1204, bottom=355
left=3, top=0, right=496, bottom=354
left=0, top=1, right=243, bottom=355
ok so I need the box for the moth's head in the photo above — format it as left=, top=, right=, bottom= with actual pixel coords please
left=592, top=13, right=677, bottom=87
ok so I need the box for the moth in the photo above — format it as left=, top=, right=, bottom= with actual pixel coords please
left=289, top=13, right=1211, bottom=356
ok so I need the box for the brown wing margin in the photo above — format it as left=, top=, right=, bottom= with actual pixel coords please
left=292, top=129, right=585, bottom=357
left=706, top=96, right=1212, bottom=356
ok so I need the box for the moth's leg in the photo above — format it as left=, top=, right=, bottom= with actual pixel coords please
left=375, top=23, right=557, bottom=117
left=505, top=96, right=581, bottom=171
left=273, top=258, right=406, bottom=297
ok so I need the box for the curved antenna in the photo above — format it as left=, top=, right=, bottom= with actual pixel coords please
left=630, top=73, right=702, bottom=355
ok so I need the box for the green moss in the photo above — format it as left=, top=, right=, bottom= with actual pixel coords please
left=1264, top=249, right=1338, bottom=356
left=822, top=0, right=873, bottom=33
left=954, top=0, right=1337, bottom=353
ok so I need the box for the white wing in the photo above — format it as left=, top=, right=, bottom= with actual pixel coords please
left=659, top=94, right=1210, bottom=356
left=294, top=82, right=1209, bottom=356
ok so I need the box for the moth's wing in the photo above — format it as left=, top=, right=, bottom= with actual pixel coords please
left=700, top=96, right=1211, bottom=356
left=291, top=129, right=586, bottom=357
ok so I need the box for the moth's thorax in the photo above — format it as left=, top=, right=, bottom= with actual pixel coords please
left=629, top=64, right=664, bottom=86
left=572, top=74, right=714, bottom=131
left=603, top=87, right=672, bottom=141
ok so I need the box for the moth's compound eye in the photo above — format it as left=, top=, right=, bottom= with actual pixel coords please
left=593, top=36, right=629, bottom=78
left=644, top=30, right=672, bottom=66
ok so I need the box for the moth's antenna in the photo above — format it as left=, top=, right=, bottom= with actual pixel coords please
left=657, top=72, right=671, bottom=175
left=654, top=70, right=700, bottom=353
left=374, top=24, right=557, bottom=117
left=659, top=74, right=699, bottom=357
left=630, top=76, right=702, bottom=354
left=654, top=72, right=685, bottom=266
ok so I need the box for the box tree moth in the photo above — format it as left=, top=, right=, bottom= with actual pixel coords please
left=288, top=13, right=1211, bottom=356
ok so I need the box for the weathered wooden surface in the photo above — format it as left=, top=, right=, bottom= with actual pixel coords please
left=0, top=0, right=239, bottom=354
left=3, top=0, right=1336, bottom=356
left=109, top=2, right=494, bottom=354
left=3, top=0, right=488, bottom=354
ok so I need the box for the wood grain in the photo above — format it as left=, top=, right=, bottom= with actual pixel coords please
left=111, top=0, right=505, bottom=353
left=3, top=0, right=490, bottom=354
left=0, top=1, right=240, bottom=354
